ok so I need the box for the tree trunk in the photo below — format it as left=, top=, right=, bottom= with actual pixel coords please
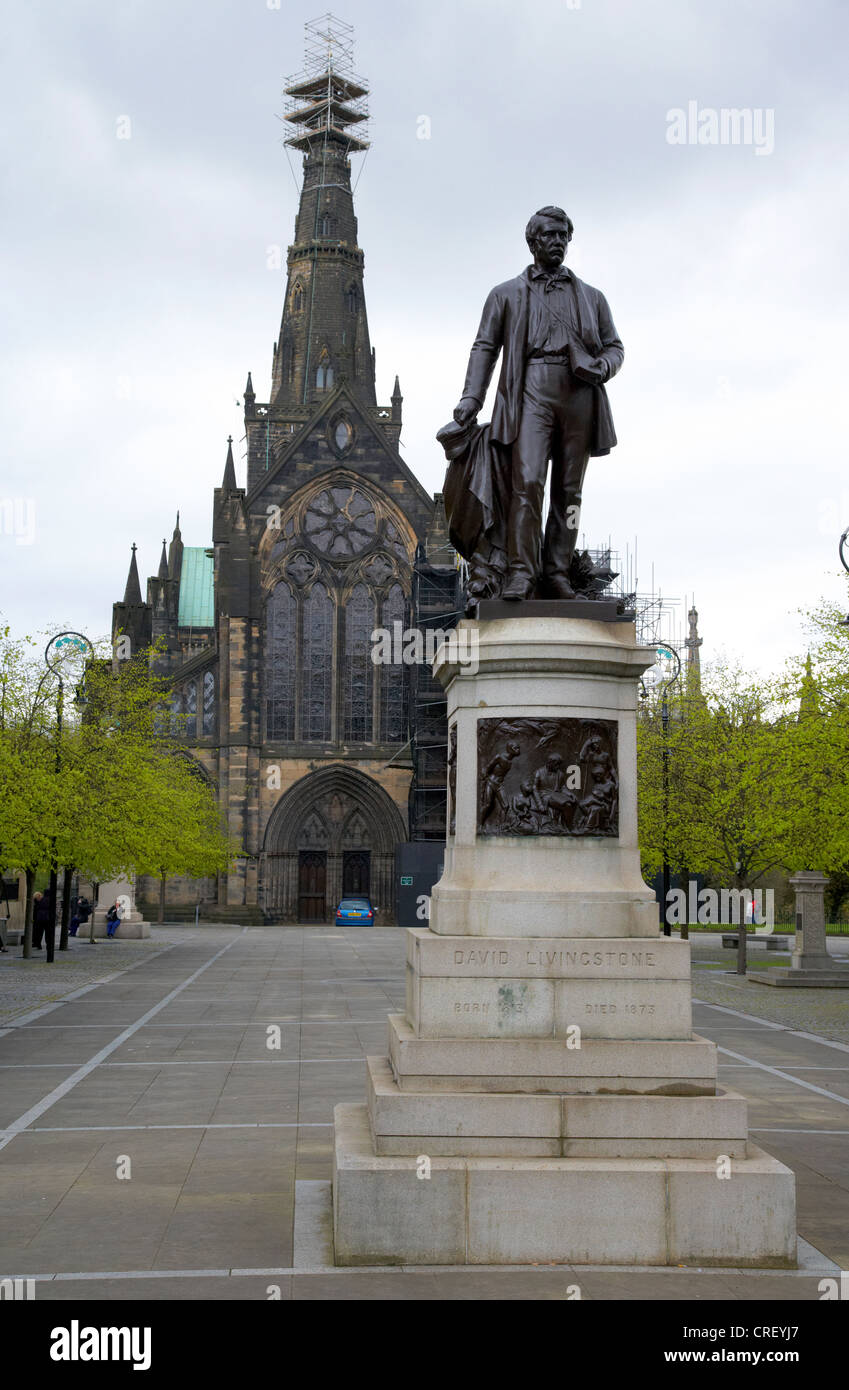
left=59, top=866, right=73, bottom=951
left=736, top=873, right=748, bottom=976
left=88, top=883, right=99, bottom=943
left=22, top=866, right=36, bottom=959
left=158, top=873, right=166, bottom=924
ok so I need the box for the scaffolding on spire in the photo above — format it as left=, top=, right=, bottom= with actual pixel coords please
left=283, top=13, right=370, bottom=154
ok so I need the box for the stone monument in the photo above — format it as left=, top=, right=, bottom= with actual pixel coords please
left=90, top=877, right=151, bottom=939
left=330, top=207, right=796, bottom=1266
left=750, top=871, right=849, bottom=987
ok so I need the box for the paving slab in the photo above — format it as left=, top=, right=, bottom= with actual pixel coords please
left=0, top=924, right=847, bottom=1299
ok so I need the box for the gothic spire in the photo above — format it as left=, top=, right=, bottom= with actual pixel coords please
left=123, top=543, right=143, bottom=606
left=222, top=436, right=237, bottom=492
left=158, top=539, right=169, bottom=582
left=799, top=652, right=819, bottom=719
left=168, top=511, right=184, bottom=581
left=685, top=604, right=703, bottom=674
left=271, top=16, right=375, bottom=409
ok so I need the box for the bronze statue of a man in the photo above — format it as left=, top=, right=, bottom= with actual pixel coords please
left=452, top=207, right=624, bottom=600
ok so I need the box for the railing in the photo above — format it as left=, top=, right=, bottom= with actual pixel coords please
left=772, top=910, right=849, bottom=936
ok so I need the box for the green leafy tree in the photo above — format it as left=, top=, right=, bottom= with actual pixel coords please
left=0, top=627, right=66, bottom=954
left=777, top=581, right=849, bottom=905
left=0, top=625, right=238, bottom=946
left=638, top=661, right=787, bottom=900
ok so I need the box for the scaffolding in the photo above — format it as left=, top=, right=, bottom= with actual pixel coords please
left=283, top=14, right=370, bottom=153
left=579, top=538, right=686, bottom=656
left=407, top=544, right=463, bottom=841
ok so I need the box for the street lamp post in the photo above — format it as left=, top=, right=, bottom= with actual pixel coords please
left=840, top=527, right=849, bottom=624
left=655, top=644, right=682, bottom=938
left=44, top=632, right=94, bottom=961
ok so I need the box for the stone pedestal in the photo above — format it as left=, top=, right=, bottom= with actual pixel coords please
left=750, top=870, right=849, bottom=987
left=91, top=877, right=151, bottom=939
left=332, top=615, right=796, bottom=1266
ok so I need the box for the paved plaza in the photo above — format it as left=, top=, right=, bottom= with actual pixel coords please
left=0, top=926, right=847, bottom=1300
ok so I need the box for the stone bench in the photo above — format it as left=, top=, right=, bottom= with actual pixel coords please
left=721, top=935, right=789, bottom=951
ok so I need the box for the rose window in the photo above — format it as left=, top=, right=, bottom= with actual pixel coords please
left=304, top=487, right=377, bottom=558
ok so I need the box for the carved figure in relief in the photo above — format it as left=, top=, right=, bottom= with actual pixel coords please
left=510, top=779, right=538, bottom=831
left=575, top=741, right=619, bottom=832
left=479, top=740, right=521, bottom=827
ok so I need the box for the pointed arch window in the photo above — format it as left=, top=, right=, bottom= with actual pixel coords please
left=266, top=583, right=296, bottom=740
left=319, top=214, right=335, bottom=238
left=184, top=680, right=197, bottom=739
left=345, top=284, right=358, bottom=314
left=344, top=584, right=375, bottom=742
left=202, top=671, right=215, bottom=736
left=264, top=487, right=412, bottom=747
left=300, top=583, right=334, bottom=742
left=316, top=356, right=334, bottom=391
left=380, top=585, right=407, bottom=743
left=291, top=282, right=304, bottom=313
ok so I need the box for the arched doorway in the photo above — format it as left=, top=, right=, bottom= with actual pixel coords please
left=260, top=766, right=407, bottom=923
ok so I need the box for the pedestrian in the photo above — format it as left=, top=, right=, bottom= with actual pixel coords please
left=70, top=894, right=90, bottom=937
left=32, top=891, right=51, bottom=950
left=106, top=903, right=121, bottom=938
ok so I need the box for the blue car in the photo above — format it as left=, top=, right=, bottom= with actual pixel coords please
left=335, top=897, right=375, bottom=925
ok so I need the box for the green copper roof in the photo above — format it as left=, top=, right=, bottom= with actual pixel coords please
left=178, top=547, right=214, bottom=627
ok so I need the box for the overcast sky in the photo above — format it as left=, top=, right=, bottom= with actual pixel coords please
left=2, top=0, right=847, bottom=675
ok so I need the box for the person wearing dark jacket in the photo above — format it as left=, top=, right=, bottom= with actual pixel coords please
left=106, top=904, right=121, bottom=938
left=70, top=895, right=91, bottom=937
left=32, top=891, right=51, bottom=950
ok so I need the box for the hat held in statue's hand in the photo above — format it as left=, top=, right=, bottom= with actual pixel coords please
left=436, top=417, right=477, bottom=461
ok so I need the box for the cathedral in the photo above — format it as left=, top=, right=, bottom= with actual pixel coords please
left=111, top=30, right=460, bottom=925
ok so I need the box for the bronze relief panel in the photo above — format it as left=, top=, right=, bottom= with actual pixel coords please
left=476, top=717, right=619, bottom=838
left=447, top=723, right=457, bottom=836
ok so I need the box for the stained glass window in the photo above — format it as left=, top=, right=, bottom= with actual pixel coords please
left=266, top=583, right=296, bottom=739
left=380, top=584, right=407, bottom=742
left=202, top=670, right=215, bottom=736
left=301, top=583, right=333, bottom=742
left=185, top=681, right=197, bottom=739
left=344, top=584, right=374, bottom=741
left=305, top=487, right=377, bottom=557
left=385, top=520, right=410, bottom=561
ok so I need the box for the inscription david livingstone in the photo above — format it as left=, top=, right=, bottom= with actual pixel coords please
left=477, top=717, right=619, bottom=837
left=452, top=948, right=658, bottom=969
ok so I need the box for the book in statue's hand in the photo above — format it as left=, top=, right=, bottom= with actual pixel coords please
left=569, top=342, right=606, bottom=383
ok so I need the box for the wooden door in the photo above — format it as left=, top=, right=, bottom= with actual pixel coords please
left=342, top=850, right=371, bottom=897
left=298, top=851, right=327, bottom=921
